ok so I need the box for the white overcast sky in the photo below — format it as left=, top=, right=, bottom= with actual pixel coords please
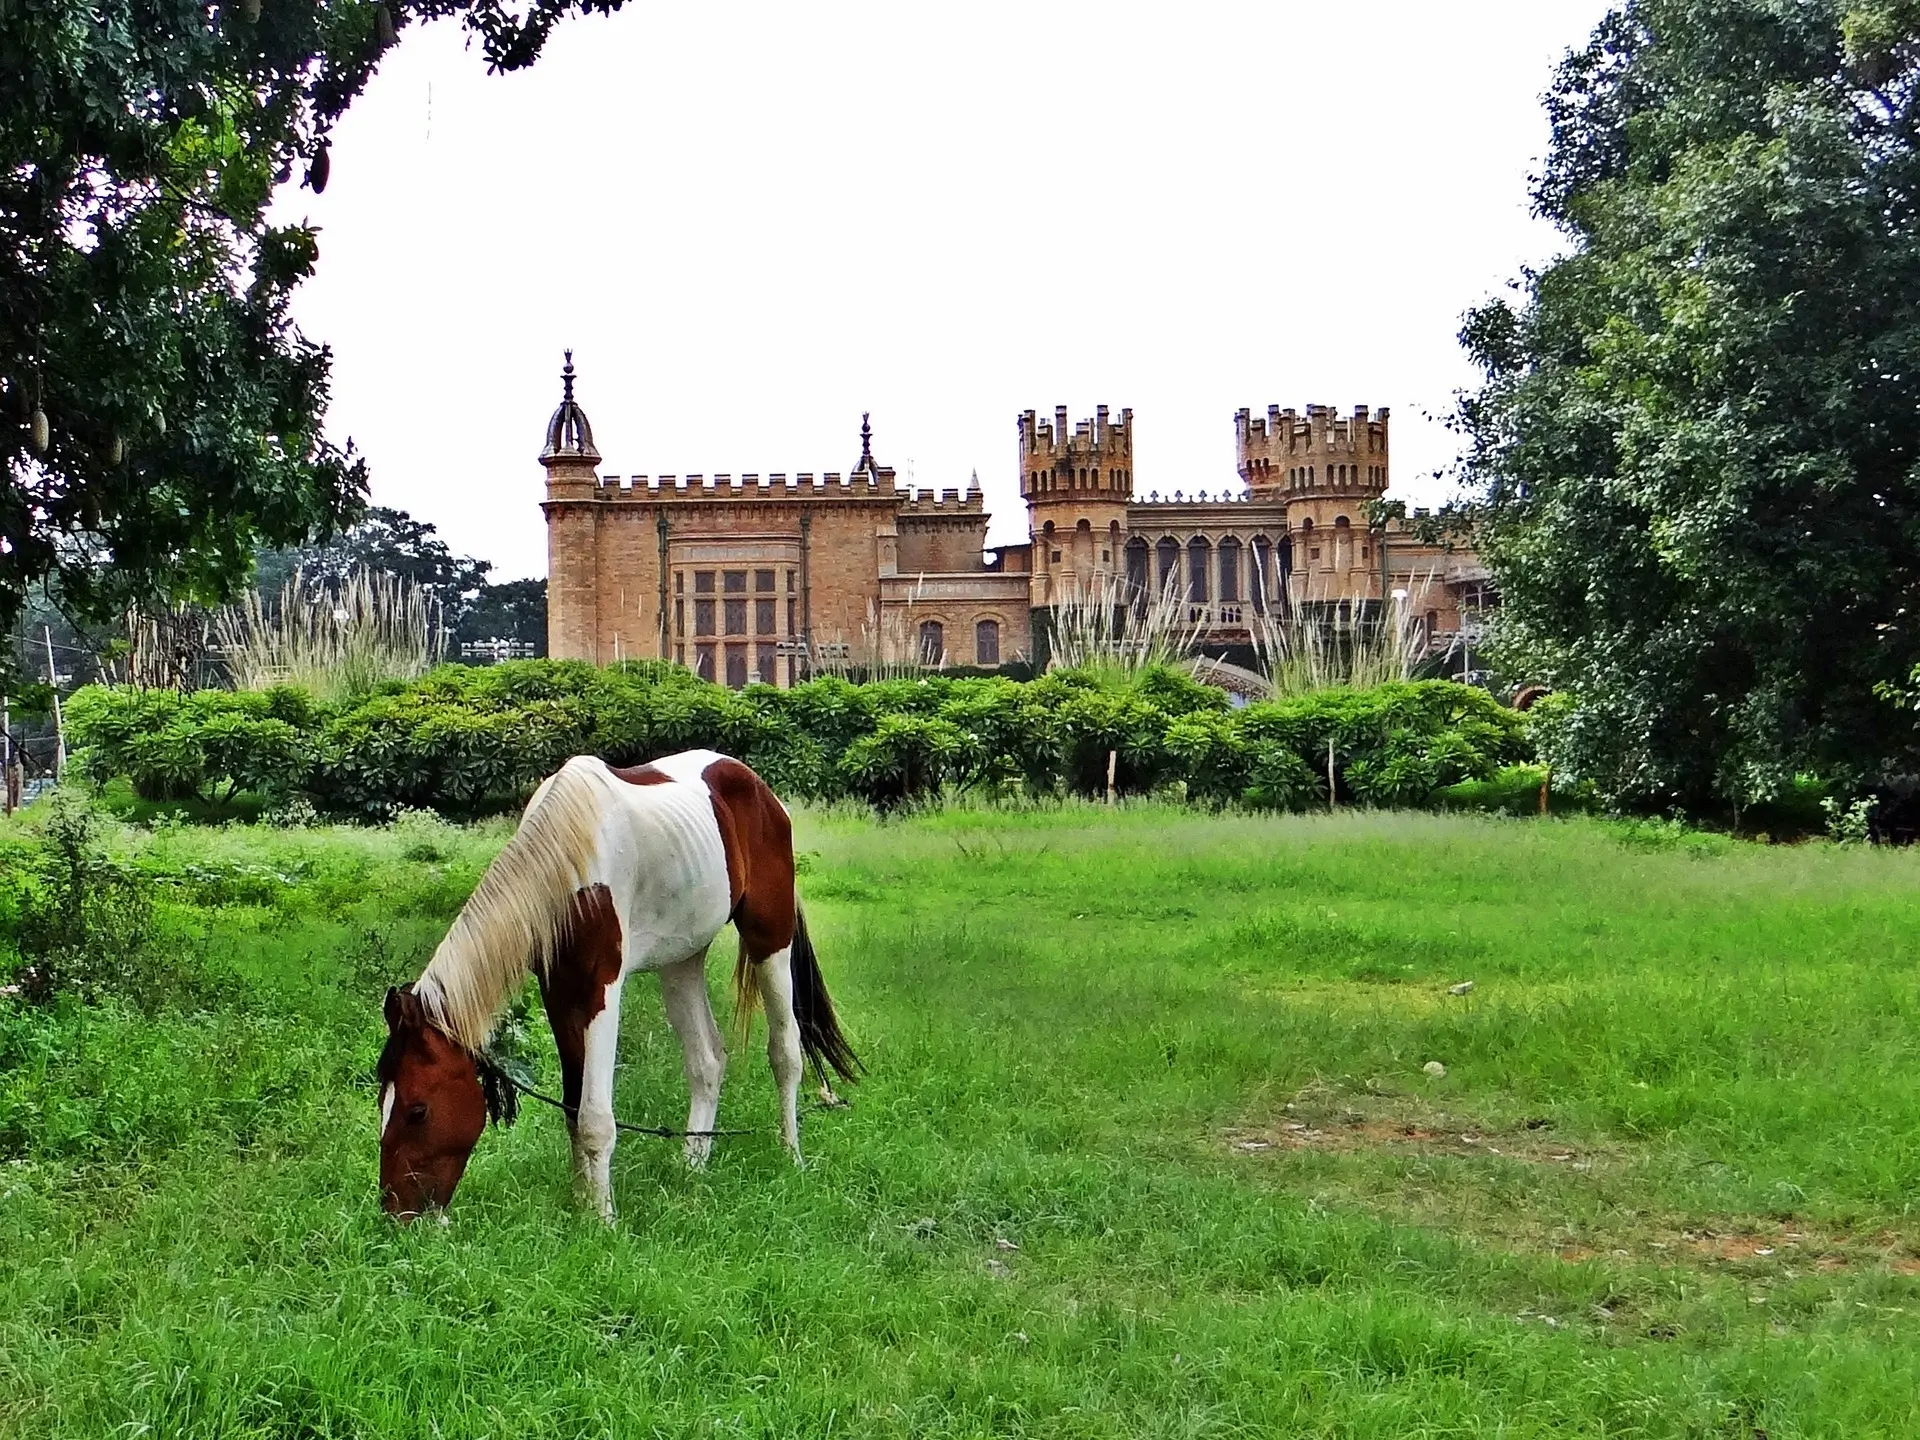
left=277, top=0, right=1616, bottom=581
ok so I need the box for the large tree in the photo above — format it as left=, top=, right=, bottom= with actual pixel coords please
left=0, top=0, right=615, bottom=676
left=1460, top=0, right=1920, bottom=812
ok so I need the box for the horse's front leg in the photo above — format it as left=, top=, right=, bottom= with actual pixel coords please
left=659, top=950, right=727, bottom=1169
left=574, top=974, right=626, bottom=1221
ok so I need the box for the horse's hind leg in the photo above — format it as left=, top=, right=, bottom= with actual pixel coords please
left=659, top=950, right=727, bottom=1169
left=753, top=947, right=805, bottom=1164
left=575, top=974, right=626, bottom=1222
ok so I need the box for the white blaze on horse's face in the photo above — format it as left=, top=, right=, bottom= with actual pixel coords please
left=379, top=1083, right=396, bottom=1136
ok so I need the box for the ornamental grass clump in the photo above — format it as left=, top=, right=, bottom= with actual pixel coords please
left=1045, top=574, right=1205, bottom=678
left=1249, top=584, right=1429, bottom=699
left=217, top=568, right=445, bottom=701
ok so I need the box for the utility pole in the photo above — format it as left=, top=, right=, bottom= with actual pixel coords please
left=44, top=626, right=65, bottom=781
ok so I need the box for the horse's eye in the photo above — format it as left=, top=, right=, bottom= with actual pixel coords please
left=406, top=1102, right=429, bottom=1125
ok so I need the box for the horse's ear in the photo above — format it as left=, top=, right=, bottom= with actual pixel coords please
left=384, top=984, right=421, bottom=1030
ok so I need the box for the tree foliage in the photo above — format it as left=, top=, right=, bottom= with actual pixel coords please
left=0, top=0, right=619, bottom=659
left=1459, top=0, right=1920, bottom=810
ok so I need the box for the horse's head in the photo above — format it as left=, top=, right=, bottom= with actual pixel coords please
left=377, top=984, right=488, bottom=1218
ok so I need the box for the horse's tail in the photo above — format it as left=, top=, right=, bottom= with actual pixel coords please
left=788, top=902, right=861, bottom=1082
left=733, top=900, right=861, bottom=1083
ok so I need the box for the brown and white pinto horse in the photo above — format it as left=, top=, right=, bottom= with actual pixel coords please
left=376, top=750, right=858, bottom=1220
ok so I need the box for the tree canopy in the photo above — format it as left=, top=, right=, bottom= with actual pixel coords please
left=0, top=0, right=619, bottom=668
left=255, top=504, right=545, bottom=649
left=1460, top=0, right=1920, bottom=812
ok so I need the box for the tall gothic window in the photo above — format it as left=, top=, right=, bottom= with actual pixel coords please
left=1125, top=537, right=1150, bottom=603
left=975, top=618, right=1000, bottom=666
left=1218, top=536, right=1240, bottom=603
left=918, top=620, right=945, bottom=666
left=1187, top=537, right=1211, bottom=604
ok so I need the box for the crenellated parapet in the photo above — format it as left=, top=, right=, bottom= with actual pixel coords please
left=896, top=477, right=986, bottom=515
left=1235, top=403, right=1388, bottom=503
left=1019, top=404, right=1134, bottom=501
left=580, top=470, right=905, bottom=501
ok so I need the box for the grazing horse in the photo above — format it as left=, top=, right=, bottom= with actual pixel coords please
left=376, top=750, right=858, bottom=1220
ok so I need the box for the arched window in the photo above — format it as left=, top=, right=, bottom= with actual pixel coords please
left=1125, top=536, right=1151, bottom=603
left=974, top=618, right=1000, bottom=667
left=1250, top=536, right=1274, bottom=615
left=1187, top=536, right=1211, bottom=603
left=918, top=620, right=945, bottom=666
left=1217, top=536, right=1240, bottom=602
left=1156, top=536, right=1180, bottom=594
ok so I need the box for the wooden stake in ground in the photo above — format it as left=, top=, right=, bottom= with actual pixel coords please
left=43, top=627, right=65, bottom=782
left=1539, top=764, right=1551, bottom=816
left=1327, top=737, right=1337, bottom=810
left=1106, top=749, right=1117, bottom=805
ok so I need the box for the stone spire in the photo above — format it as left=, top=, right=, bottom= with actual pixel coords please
left=541, top=349, right=599, bottom=461
left=852, top=411, right=877, bottom=477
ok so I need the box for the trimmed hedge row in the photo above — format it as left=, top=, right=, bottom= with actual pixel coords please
left=64, top=661, right=1531, bottom=817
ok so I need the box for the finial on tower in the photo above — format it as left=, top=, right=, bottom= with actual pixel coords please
left=541, top=348, right=599, bottom=462
left=853, top=412, right=879, bottom=477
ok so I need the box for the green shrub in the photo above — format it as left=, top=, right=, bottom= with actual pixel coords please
left=1243, top=742, right=1326, bottom=811
left=1164, top=711, right=1249, bottom=807
left=840, top=713, right=974, bottom=810
left=61, top=665, right=1531, bottom=819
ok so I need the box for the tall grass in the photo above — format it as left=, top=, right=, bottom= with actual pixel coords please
left=812, top=584, right=958, bottom=680
left=1248, top=571, right=1444, bottom=698
left=216, top=568, right=444, bottom=700
left=1046, top=573, right=1204, bottom=677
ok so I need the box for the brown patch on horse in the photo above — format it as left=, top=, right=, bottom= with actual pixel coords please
left=535, top=883, right=624, bottom=1129
left=609, top=762, right=675, bottom=786
left=701, top=756, right=797, bottom=961
left=704, top=757, right=861, bottom=1081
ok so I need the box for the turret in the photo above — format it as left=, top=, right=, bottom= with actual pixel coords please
left=1236, top=404, right=1391, bottom=603
left=1236, top=403, right=1388, bottom=504
left=540, top=351, right=603, bottom=660
left=1019, top=403, right=1134, bottom=501
left=1018, top=404, right=1134, bottom=609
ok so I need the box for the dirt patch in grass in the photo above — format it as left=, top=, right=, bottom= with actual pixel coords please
left=1221, top=1083, right=1920, bottom=1279
left=1221, top=1078, right=1613, bottom=1170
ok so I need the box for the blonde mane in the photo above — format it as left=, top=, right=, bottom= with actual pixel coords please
left=417, top=757, right=608, bottom=1051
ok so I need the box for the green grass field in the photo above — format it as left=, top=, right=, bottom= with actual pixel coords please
left=3, top=803, right=1919, bottom=1436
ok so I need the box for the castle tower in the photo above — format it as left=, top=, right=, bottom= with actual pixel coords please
left=1236, top=403, right=1389, bottom=603
left=1019, top=404, right=1134, bottom=608
left=540, top=351, right=603, bottom=661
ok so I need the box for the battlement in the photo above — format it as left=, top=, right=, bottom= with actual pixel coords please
left=1019, top=404, right=1135, bottom=502
left=897, top=481, right=985, bottom=515
left=578, top=469, right=904, bottom=500
left=1236, top=403, right=1389, bottom=500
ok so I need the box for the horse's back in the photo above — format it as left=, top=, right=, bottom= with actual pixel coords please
left=587, top=751, right=780, bottom=973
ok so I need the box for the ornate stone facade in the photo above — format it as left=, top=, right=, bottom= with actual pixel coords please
left=540, top=357, right=1489, bottom=683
